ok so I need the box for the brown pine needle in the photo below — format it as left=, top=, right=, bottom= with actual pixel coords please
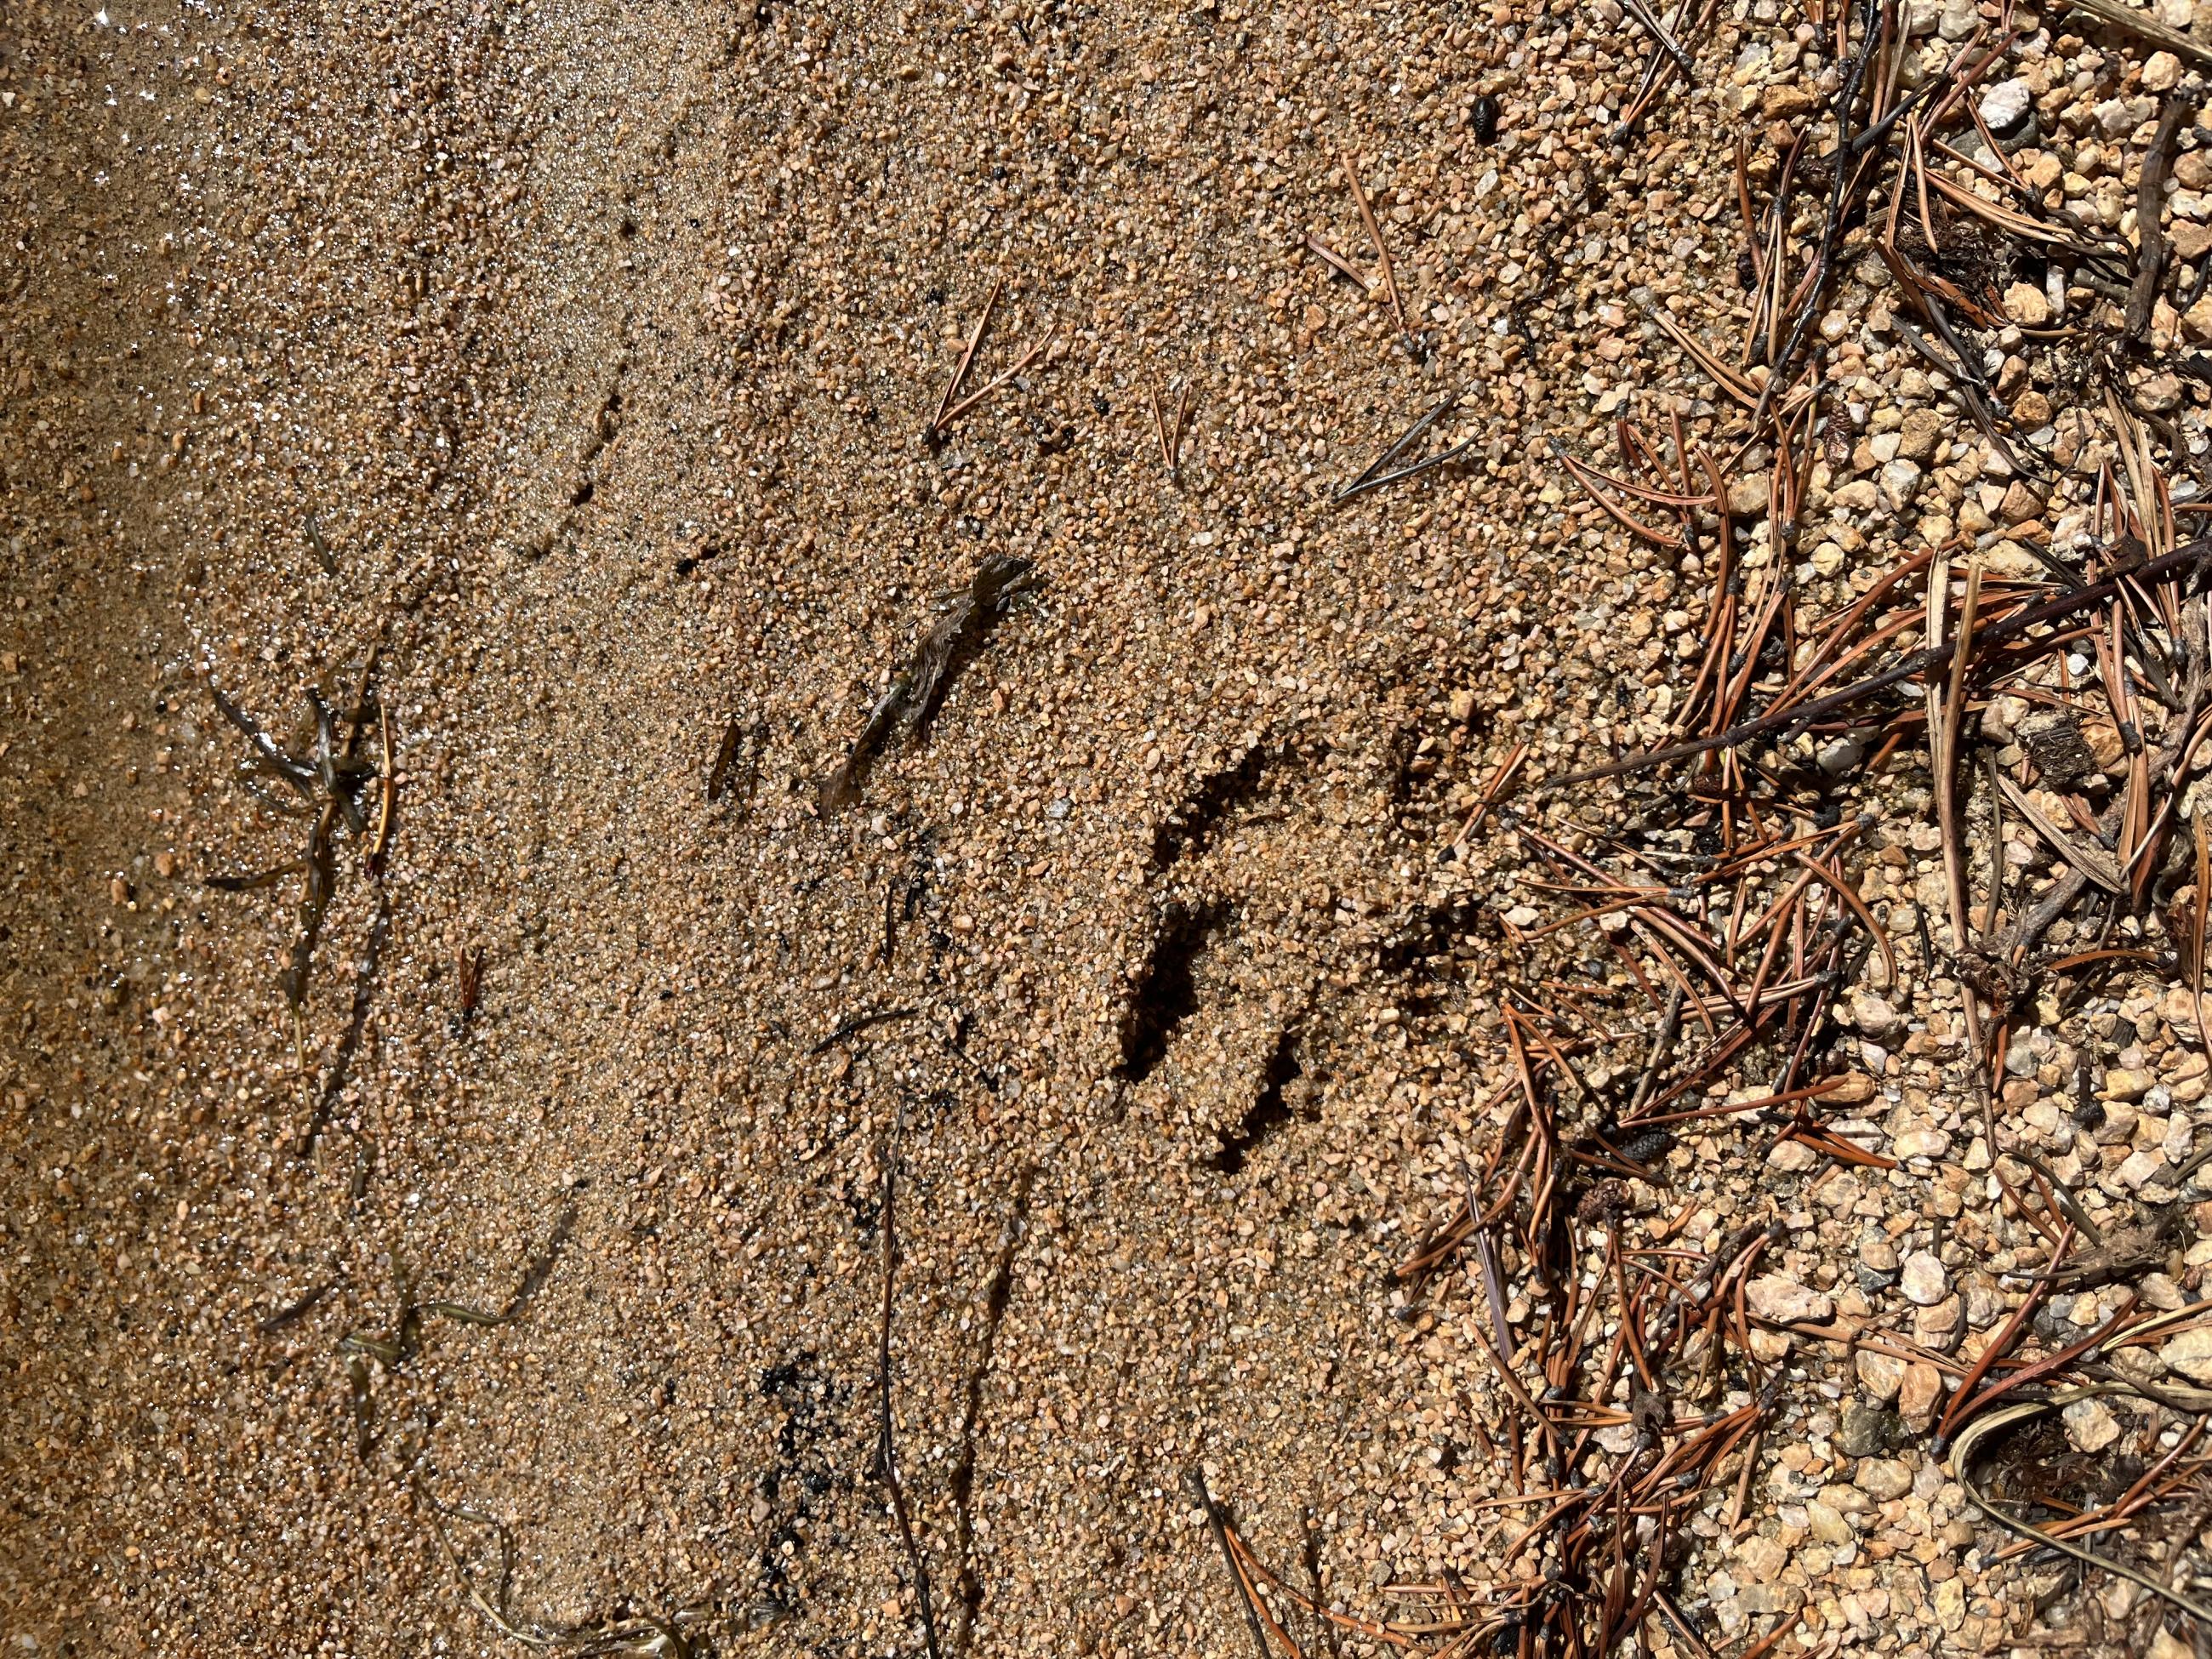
left=1150, top=381, right=1177, bottom=480
left=1340, top=152, right=1407, bottom=334
left=1553, top=539, right=2212, bottom=788
left=2196, top=814, right=2212, bottom=1058
left=1303, top=232, right=1375, bottom=292
left=1934, top=557, right=1982, bottom=953
left=1553, top=446, right=1690, bottom=548
left=935, top=322, right=1054, bottom=430
left=1621, top=0, right=1696, bottom=75
left=1456, top=744, right=1529, bottom=843
left=929, top=270, right=1003, bottom=436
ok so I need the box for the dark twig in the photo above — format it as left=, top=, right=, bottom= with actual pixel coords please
left=1302, top=1508, right=1342, bottom=1659
left=2128, top=96, right=2190, bottom=341
left=876, top=1123, right=946, bottom=1659
left=1187, top=1465, right=1274, bottom=1659
left=820, top=556, right=1035, bottom=813
left=257, top=1277, right=336, bottom=1334
left=808, top=1006, right=920, bottom=1056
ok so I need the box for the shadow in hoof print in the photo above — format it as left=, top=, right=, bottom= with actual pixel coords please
left=1107, top=728, right=1347, bottom=1169
left=1206, top=1024, right=1303, bottom=1174
left=1114, top=898, right=1227, bottom=1085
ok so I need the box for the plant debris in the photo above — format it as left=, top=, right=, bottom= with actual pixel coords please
left=819, top=554, right=1035, bottom=813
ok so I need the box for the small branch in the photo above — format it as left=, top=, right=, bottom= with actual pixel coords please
left=2128, top=95, right=2190, bottom=341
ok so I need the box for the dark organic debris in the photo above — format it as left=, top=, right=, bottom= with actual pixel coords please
left=2018, top=708, right=2100, bottom=792
left=257, top=1277, right=337, bottom=1334
left=708, top=715, right=765, bottom=805
left=819, top=554, right=1035, bottom=813
left=456, top=943, right=485, bottom=1023
left=206, top=653, right=387, bottom=1016
left=418, top=1480, right=717, bottom=1656
left=339, top=1202, right=576, bottom=1368
left=305, top=512, right=337, bottom=575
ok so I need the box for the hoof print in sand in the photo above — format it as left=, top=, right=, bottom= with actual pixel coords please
left=1206, top=1025, right=1308, bottom=1174
left=1113, top=898, right=1227, bottom=1084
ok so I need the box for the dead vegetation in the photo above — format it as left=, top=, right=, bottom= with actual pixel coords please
left=1317, top=1, right=2212, bottom=1647
left=819, top=554, right=1037, bottom=815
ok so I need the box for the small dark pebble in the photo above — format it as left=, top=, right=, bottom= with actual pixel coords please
left=1834, top=1403, right=1898, bottom=1459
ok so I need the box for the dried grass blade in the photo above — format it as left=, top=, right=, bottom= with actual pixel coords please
left=1996, top=772, right=2123, bottom=892
left=1953, top=1395, right=2212, bottom=1626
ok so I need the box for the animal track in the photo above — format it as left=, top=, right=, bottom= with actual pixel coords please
left=1151, top=740, right=1274, bottom=869
left=1113, top=899, right=1226, bottom=1083
left=568, top=376, right=625, bottom=506
left=1206, top=1025, right=1305, bottom=1174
